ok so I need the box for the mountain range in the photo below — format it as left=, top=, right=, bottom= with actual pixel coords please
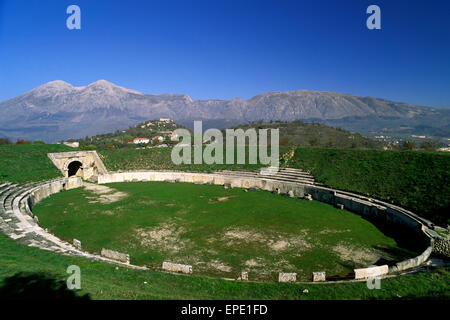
left=0, top=80, right=448, bottom=142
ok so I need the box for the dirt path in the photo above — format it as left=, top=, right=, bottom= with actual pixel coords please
left=83, top=182, right=127, bottom=204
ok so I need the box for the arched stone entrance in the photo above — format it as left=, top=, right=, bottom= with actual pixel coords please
left=68, top=160, right=83, bottom=177
left=47, top=151, right=108, bottom=180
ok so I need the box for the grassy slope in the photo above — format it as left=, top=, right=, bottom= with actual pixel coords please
left=229, top=121, right=384, bottom=149
left=289, top=148, right=450, bottom=225
left=0, top=233, right=448, bottom=300
left=100, top=146, right=450, bottom=224
left=32, top=182, right=414, bottom=276
left=99, top=147, right=266, bottom=172
left=0, top=144, right=73, bottom=183
left=2, top=144, right=448, bottom=226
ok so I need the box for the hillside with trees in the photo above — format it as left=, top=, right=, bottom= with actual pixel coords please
left=228, top=120, right=385, bottom=149
left=76, top=119, right=186, bottom=150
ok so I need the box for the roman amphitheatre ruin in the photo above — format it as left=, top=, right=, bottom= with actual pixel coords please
left=0, top=150, right=447, bottom=283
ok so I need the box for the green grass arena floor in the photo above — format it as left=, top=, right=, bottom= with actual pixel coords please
left=33, top=181, right=417, bottom=278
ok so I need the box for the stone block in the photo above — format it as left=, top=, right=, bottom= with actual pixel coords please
left=312, top=271, right=326, bottom=282
left=278, top=273, right=296, bottom=282
left=239, top=271, right=248, bottom=281
left=101, top=248, right=130, bottom=264
left=73, top=238, right=81, bottom=250
left=287, top=190, right=295, bottom=198
left=354, top=265, right=388, bottom=280
left=162, top=262, right=193, bottom=274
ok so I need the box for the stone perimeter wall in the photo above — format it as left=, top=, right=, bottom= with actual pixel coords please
left=6, top=170, right=435, bottom=281
left=28, top=177, right=83, bottom=209
left=98, top=171, right=435, bottom=276
left=5, top=177, right=147, bottom=270
left=433, top=238, right=450, bottom=258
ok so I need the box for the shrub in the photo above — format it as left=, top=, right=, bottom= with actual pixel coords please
left=0, top=138, right=11, bottom=145
left=15, top=140, right=31, bottom=145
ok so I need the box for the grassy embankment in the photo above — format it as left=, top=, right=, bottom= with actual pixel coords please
left=0, top=144, right=73, bottom=183
left=289, top=148, right=450, bottom=225
left=0, top=233, right=448, bottom=299
left=2, top=144, right=446, bottom=224
left=100, top=147, right=450, bottom=225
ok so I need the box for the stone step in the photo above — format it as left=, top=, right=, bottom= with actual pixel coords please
left=0, top=178, right=148, bottom=271
left=0, top=184, right=18, bottom=201
left=264, top=177, right=313, bottom=184
left=217, top=170, right=314, bottom=181
left=276, top=171, right=314, bottom=178
left=0, top=182, right=12, bottom=190
left=0, top=182, right=73, bottom=250
left=280, top=168, right=310, bottom=173
left=215, top=169, right=316, bottom=185
left=275, top=169, right=312, bottom=175
left=3, top=186, right=29, bottom=211
left=1, top=184, right=41, bottom=226
left=0, top=220, right=15, bottom=234
left=275, top=175, right=314, bottom=181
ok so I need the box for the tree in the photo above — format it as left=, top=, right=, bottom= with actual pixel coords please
left=80, top=144, right=96, bottom=150
left=105, top=142, right=115, bottom=150
left=0, top=138, right=11, bottom=145
left=326, top=137, right=336, bottom=148
left=420, top=140, right=441, bottom=151
left=309, top=137, right=319, bottom=146
left=401, top=141, right=416, bottom=150
left=16, top=140, right=31, bottom=145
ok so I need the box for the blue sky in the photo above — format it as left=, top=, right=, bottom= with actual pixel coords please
left=0, top=0, right=449, bottom=107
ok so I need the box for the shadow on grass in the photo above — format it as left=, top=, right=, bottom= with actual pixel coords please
left=371, top=245, right=417, bottom=265
left=361, top=216, right=426, bottom=253
left=397, top=291, right=450, bottom=300
left=0, top=272, right=90, bottom=300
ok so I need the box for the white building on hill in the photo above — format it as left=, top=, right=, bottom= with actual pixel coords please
left=133, top=138, right=150, bottom=144
left=63, top=141, right=79, bottom=148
